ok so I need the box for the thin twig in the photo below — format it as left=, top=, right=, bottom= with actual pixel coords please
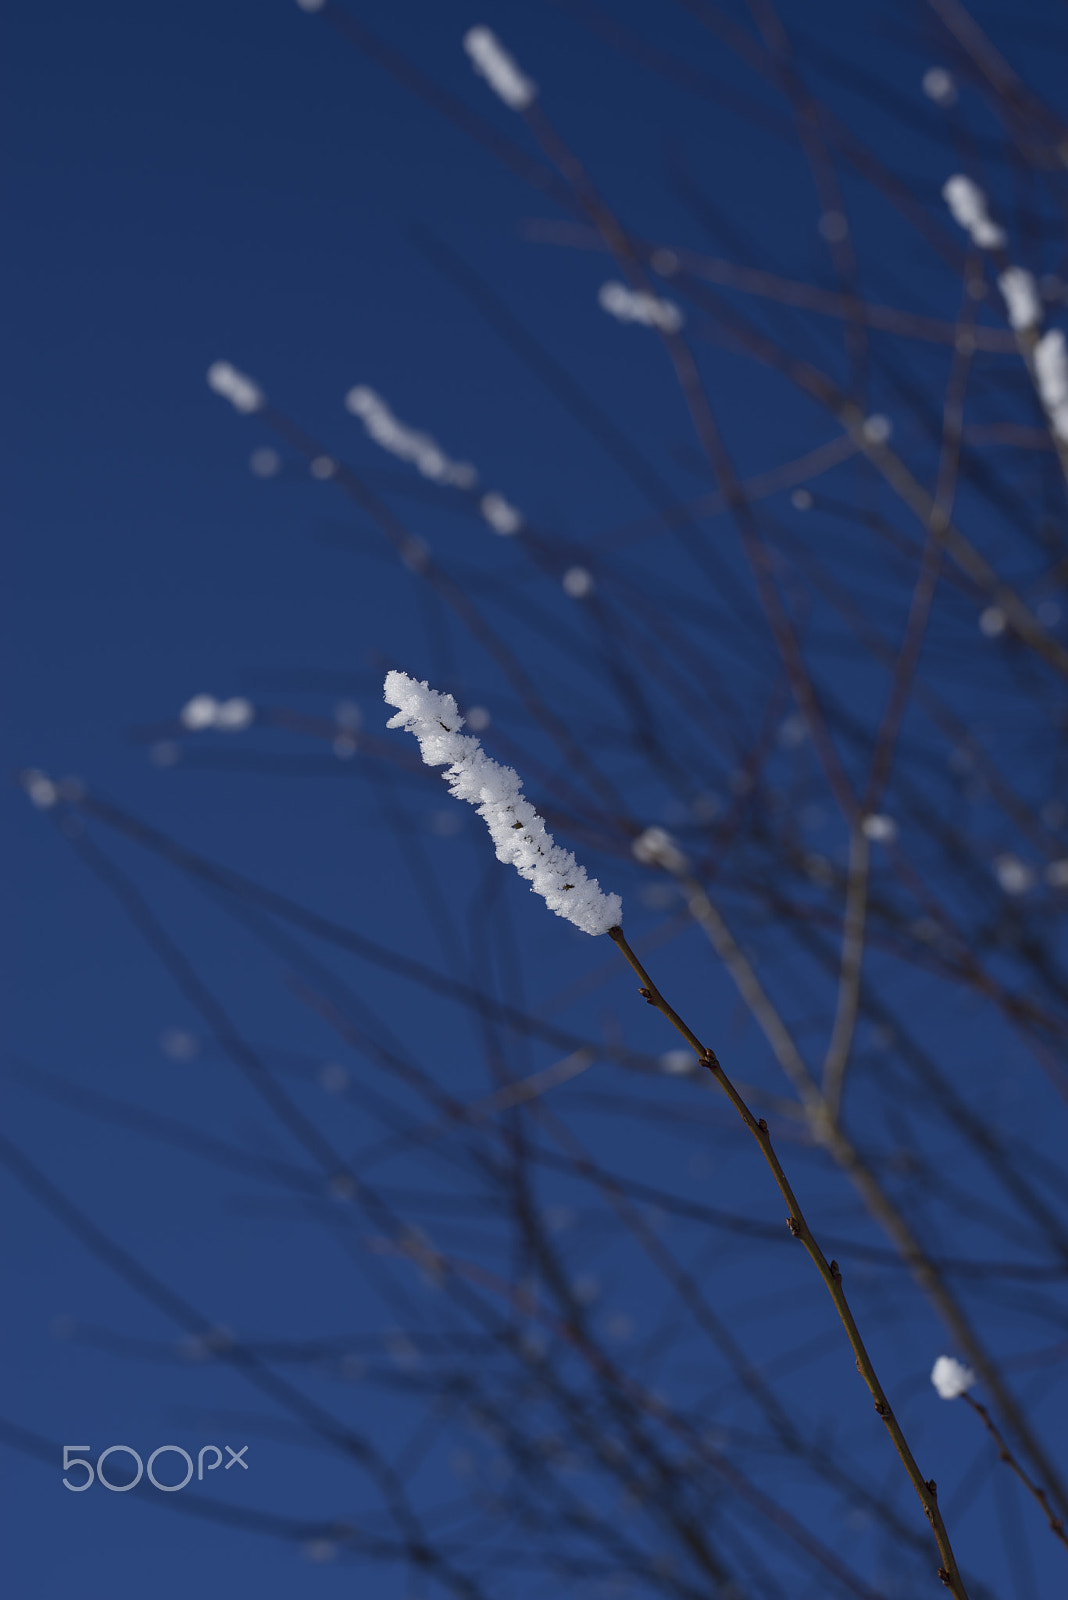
left=820, top=825, right=870, bottom=1121
left=961, top=1393, right=1068, bottom=1556
left=607, top=924, right=971, bottom=1596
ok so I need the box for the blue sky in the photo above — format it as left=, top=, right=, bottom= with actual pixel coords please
left=7, top=3, right=1068, bottom=1596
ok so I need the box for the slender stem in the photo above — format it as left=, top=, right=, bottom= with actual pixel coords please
left=961, top=1393, right=1068, bottom=1555
left=820, top=824, right=870, bottom=1121
left=607, top=923, right=971, bottom=1598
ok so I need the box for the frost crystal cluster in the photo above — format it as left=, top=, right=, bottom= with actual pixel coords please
left=598, top=282, right=684, bottom=333
left=1035, top=328, right=1068, bottom=442
left=346, top=387, right=477, bottom=487
left=997, top=267, right=1041, bottom=331
left=479, top=492, right=523, bottom=536
left=384, top=672, right=622, bottom=935
left=942, top=175, right=1006, bottom=250
left=180, top=694, right=254, bottom=732
left=922, top=67, right=957, bottom=107
left=207, top=361, right=265, bottom=415
left=463, top=27, right=536, bottom=111
left=632, top=826, right=690, bottom=874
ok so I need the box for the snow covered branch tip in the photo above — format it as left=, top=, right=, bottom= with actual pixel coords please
left=1035, top=328, right=1068, bottom=442
left=942, top=175, right=1006, bottom=251
left=345, top=386, right=477, bottom=487
left=207, top=361, right=265, bottom=415
left=480, top=492, right=523, bottom=535
left=346, top=387, right=523, bottom=533
left=384, top=672, right=622, bottom=935
left=998, top=267, right=1041, bottom=331
left=598, top=282, right=684, bottom=333
left=180, top=694, right=254, bottom=732
left=463, top=27, right=536, bottom=111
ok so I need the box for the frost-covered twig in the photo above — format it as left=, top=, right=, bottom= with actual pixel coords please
left=479, top=491, right=523, bottom=536
left=207, top=360, right=265, bottom=415
left=346, top=386, right=522, bottom=532
left=940, top=179, right=1067, bottom=471
left=942, top=175, right=1006, bottom=250
left=1035, top=329, right=1068, bottom=443
left=998, top=267, right=1041, bottom=332
left=598, top=281, right=684, bottom=333
left=179, top=694, right=255, bottom=732
left=463, top=27, right=536, bottom=111
left=384, top=672, right=622, bottom=935
left=346, top=386, right=477, bottom=487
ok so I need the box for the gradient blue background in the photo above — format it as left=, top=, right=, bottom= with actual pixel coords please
left=7, top=2, right=1067, bottom=1596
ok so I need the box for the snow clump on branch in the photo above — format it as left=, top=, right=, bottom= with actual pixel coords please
left=207, top=361, right=265, bottom=415
left=345, top=387, right=477, bottom=487
left=180, top=694, right=254, bottom=732
left=930, top=1355, right=976, bottom=1400
left=480, top=492, right=523, bottom=535
left=384, top=671, right=622, bottom=935
left=598, top=282, right=684, bottom=333
left=463, top=27, right=536, bottom=111
left=997, top=268, right=1041, bottom=331
left=941, top=175, right=1006, bottom=251
left=632, top=827, right=690, bottom=875
left=1034, top=329, right=1068, bottom=442
left=922, top=67, right=957, bottom=107
left=346, top=388, right=522, bottom=530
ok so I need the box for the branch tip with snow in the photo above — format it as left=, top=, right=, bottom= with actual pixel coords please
left=207, top=361, right=265, bottom=415
left=998, top=267, right=1041, bottom=331
left=599, top=281, right=684, bottom=334
left=346, top=386, right=477, bottom=487
left=463, top=27, right=536, bottom=111
left=942, top=175, right=1006, bottom=251
left=1035, top=329, right=1068, bottom=442
left=384, top=671, right=622, bottom=935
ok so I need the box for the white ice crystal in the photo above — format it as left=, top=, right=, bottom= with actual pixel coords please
left=659, top=1049, right=697, bottom=1076
left=632, top=826, right=690, bottom=874
left=994, top=853, right=1034, bottom=895
left=931, top=1355, right=976, bottom=1400
left=562, top=566, right=594, bottom=598
left=463, top=26, right=536, bottom=111
left=384, top=671, right=622, bottom=935
left=213, top=697, right=254, bottom=731
left=206, top=361, right=264, bottom=415
left=1034, top=329, right=1068, bottom=442
left=21, top=769, right=58, bottom=809
left=922, top=68, right=957, bottom=107
left=598, top=281, right=684, bottom=333
left=998, top=267, right=1041, bottom=331
left=180, top=694, right=219, bottom=730
left=480, top=492, right=523, bottom=535
left=250, top=447, right=281, bottom=478
left=345, top=386, right=477, bottom=486
left=860, top=413, right=893, bottom=446
left=179, top=694, right=254, bottom=732
left=942, top=175, right=1006, bottom=251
